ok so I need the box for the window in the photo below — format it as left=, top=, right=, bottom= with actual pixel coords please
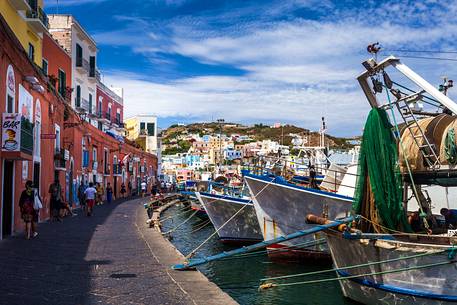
left=82, top=150, right=89, bottom=168
left=140, top=122, right=145, bottom=132
left=92, top=147, right=97, bottom=161
left=116, top=112, right=121, bottom=125
left=98, top=98, right=102, bottom=116
left=98, top=121, right=102, bottom=130
left=55, top=124, right=61, bottom=152
left=7, top=95, right=14, bottom=113
left=58, top=69, right=66, bottom=98
left=88, top=94, right=92, bottom=114
left=76, top=85, right=81, bottom=107
left=89, top=56, right=96, bottom=77
left=28, top=43, right=35, bottom=62
left=42, top=59, right=48, bottom=76
left=76, top=44, right=83, bottom=67
left=147, top=123, right=155, bottom=136
left=34, top=121, right=41, bottom=158
left=108, top=106, right=111, bottom=121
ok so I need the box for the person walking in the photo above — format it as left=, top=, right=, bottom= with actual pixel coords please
left=19, top=181, right=37, bottom=239
left=106, top=182, right=113, bottom=204
left=141, top=180, right=147, bottom=197
left=78, top=182, right=86, bottom=214
left=49, top=179, right=63, bottom=222
left=96, top=183, right=104, bottom=205
left=120, top=182, right=126, bottom=198
left=128, top=180, right=132, bottom=197
left=84, top=182, right=97, bottom=216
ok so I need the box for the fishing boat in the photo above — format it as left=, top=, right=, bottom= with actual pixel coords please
left=196, top=192, right=263, bottom=244
left=325, top=51, right=457, bottom=305
left=244, top=163, right=357, bottom=260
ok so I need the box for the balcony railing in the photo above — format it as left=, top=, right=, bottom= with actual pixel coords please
left=25, top=4, right=49, bottom=31
left=20, top=117, right=33, bottom=155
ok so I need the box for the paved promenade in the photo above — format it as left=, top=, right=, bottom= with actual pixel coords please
left=0, top=197, right=236, bottom=305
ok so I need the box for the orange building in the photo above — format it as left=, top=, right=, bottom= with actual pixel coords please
left=0, top=14, right=157, bottom=239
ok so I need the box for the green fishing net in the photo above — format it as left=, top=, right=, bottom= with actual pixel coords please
left=353, top=108, right=411, bottom=232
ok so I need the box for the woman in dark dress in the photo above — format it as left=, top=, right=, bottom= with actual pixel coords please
left=19, top=181, right=37, bottom=240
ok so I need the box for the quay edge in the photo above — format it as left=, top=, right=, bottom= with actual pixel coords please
left=138, top=196, right=239, bottom=305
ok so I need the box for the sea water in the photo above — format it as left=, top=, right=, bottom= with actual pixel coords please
left=161, top=204, right=358, bottom=305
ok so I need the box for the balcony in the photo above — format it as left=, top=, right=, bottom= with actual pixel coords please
left=8, top=0, right=31, bottom=10
left=75, top=97, right=89, bottom=113
left=25, top=6, right=48, bottom=33
left=139, top=129, right=147, bottom=137
left=54, top=149, right=67, bottom=170
left=76, top=58, right=90, bottom=74
left=97, top=111, right=110, bottom=124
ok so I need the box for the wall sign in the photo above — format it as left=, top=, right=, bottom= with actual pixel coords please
left=22, top=161, right=28, bottom=180
left=18, top=84, right=33, bottom=122
left=2, top=113, right=22, bottom=151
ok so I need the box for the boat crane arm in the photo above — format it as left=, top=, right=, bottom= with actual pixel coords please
left=357, top=55, right=457, bottom=115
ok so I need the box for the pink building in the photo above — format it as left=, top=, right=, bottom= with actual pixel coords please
left=95, top=81, right=123, bottom=131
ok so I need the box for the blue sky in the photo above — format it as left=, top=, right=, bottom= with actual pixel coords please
left=45, top=0, right=457, bottom=136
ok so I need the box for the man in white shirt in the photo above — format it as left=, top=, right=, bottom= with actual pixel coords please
left=84, top=182, right=97, bottom=216
left=141, top=181, right=147, bottom=197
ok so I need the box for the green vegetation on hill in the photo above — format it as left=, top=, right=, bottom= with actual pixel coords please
left=161, top=122, right=354, bottom=155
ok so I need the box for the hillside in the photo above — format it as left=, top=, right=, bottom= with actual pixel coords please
left=161, top=122, right=355, bottom=155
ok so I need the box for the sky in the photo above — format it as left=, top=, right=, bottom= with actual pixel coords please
left=44, top=0, right=457, bottom=136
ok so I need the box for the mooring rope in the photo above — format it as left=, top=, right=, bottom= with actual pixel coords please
left=185, top=159, right=282, bottom=259
left=189, top=220, right=212, bottom=234
left=218, top=238, right=327, bottom=261
left=161, top=210, right=198, bottom=235
left=259, top=259, right=456, bottom=290
left=260, top=249, right=445, bottom=282
left=159, top=207, right=193, bottom=222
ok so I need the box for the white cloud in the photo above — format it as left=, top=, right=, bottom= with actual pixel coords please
left=98, top=0, right=457, bottom=136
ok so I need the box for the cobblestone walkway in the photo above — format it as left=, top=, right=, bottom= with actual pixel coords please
left=0, top=198, right=195, bottom=305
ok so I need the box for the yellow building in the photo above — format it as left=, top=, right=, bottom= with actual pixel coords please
left=0, top=0, right=48, bottom=67
left=124, top=115, right=159, bottom=155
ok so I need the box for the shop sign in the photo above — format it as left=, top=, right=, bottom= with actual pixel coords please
left=64, top=149, right=70, bottom=160
left=41, top=133, right=56, bottom=139
left=7, top=65, right=15, bottom=93
left=2, top=113, right=22, bottom=152
left=22, top=161, right=28, bottom=180
left=18, top=85, right=33, bottom=122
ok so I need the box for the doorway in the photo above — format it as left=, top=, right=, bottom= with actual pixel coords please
left=113, top=176, right=118, bottom=199
left=33, top=162, right=40, bottom=190
left=2, top=160, right=14, bottom=238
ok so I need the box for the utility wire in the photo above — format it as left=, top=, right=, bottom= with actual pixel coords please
left=394, top=55, right=457, bottom=62
left=385, top=49, right=457, bottom=54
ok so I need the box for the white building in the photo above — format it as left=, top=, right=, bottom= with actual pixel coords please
left=124, top=115, right=159, bottom=155
left=48, top=15, right=98, bottom=117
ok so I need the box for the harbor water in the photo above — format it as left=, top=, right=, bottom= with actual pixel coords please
left=161, top=203, right=359, bottom=305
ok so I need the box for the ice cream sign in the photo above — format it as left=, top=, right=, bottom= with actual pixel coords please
left=2, top=113, right=22, bottom=151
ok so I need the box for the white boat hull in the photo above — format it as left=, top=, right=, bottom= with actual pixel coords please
left=245, top=174, right=352, bottom=260
left=326, top=232, right=457, bottom=305
left=197, top=192, right=262, bottom=244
